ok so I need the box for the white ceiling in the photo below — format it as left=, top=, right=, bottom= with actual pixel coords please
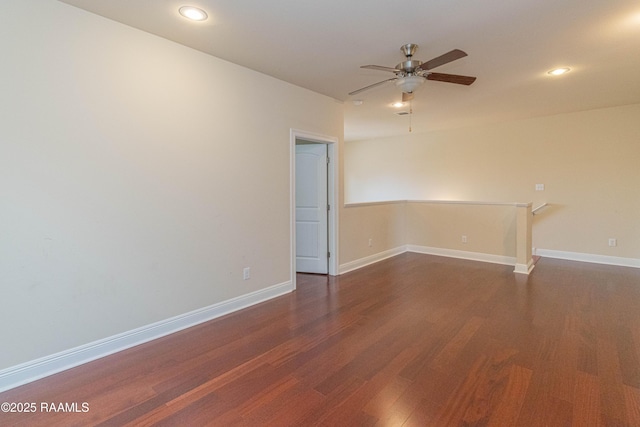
left=59, top=0, right=640, bottom=141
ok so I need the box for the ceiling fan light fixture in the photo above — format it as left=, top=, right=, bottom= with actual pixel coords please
left=391, top=102, right=405, bottom=108
left=395, top=75, right=425, bottom=93
left=179, top=6, right=208, bottom=21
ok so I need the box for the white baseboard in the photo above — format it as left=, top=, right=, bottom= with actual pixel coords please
left=339, top=246, right=407, bottom=274
left=339, top=245, right=519, bottom=275
left=407, top=245, right=517, bottom=267
left=0, top=281, right=293, bottom=393
left=534, top=248, right=640, bottom=269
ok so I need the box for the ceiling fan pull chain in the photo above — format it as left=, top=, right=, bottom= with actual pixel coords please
left=409, top=100, right=413, bottom=132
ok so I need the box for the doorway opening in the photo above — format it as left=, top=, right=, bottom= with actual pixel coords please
left=290, top=129, right=338, bottom=289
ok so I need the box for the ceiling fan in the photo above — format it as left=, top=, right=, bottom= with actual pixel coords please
left=349, top=44, right=476, bottom=101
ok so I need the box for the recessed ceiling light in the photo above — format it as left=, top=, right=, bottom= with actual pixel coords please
left=352, top=100, right=364, bottom=106
left=548, top=67, right=570, bottom=76
left=391, top=102, right=405, bottom=108
left=179, top=6, right=208, bottom=21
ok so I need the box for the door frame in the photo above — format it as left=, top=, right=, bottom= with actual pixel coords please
left=290, top=129, right=339, bottom=289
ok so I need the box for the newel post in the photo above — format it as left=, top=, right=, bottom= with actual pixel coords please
left=514, top=203, right=534, bottom=274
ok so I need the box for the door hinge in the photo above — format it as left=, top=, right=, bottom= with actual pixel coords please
left=328, top=251, right=331, bottom=258
left=326, top=156, right=330, bottom=164
left=327, top=204, right=330, bottom=211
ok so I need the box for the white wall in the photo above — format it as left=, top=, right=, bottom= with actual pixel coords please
left=344, top=104, right=640, bottom=260
left=0, top=0, right=342, bottom=370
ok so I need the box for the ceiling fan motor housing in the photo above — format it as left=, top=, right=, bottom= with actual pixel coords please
left=396, top=60, right=423, bottom=74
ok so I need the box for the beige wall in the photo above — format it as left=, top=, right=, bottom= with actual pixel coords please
left=0, top=0, right=342, bottom=370
left=339, top=202, right=406, bottom=264
left=338, top=201, right=523, bottom=269
left=344, top=104, right=640, bottom=260
left=405, top=202, right=518, bottom=258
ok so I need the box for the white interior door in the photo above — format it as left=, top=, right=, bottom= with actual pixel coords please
left=295, top=143, right=328, bottom=274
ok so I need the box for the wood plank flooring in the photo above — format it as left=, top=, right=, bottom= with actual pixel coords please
left=1, top=253, right=639, bottom=426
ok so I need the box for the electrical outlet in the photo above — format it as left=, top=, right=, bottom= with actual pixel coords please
left=368, top=238, right=373, bottom=247
left=462, top=235, right=468, bottom=244
left=608, top=238, right=617, bottom=247
left=535, top=184, right=545, bottom=191
left=243, top=267, right=251, bottom=280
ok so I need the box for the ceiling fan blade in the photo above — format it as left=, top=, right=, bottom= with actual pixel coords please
left=426, top=72, right=476, bottom=85
left=349, top=78, right=397, bottom=96
left=421, top=49, right=468, bottom=70
left=402, top=92, right=414, bottom=102
left=361, top=65, right=399, bottom=73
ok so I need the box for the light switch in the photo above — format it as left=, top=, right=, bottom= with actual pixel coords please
left=535, top=184, right=545, bottom=191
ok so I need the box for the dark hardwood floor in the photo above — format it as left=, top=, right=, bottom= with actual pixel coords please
left=1, top=253, right=639, bottom=426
